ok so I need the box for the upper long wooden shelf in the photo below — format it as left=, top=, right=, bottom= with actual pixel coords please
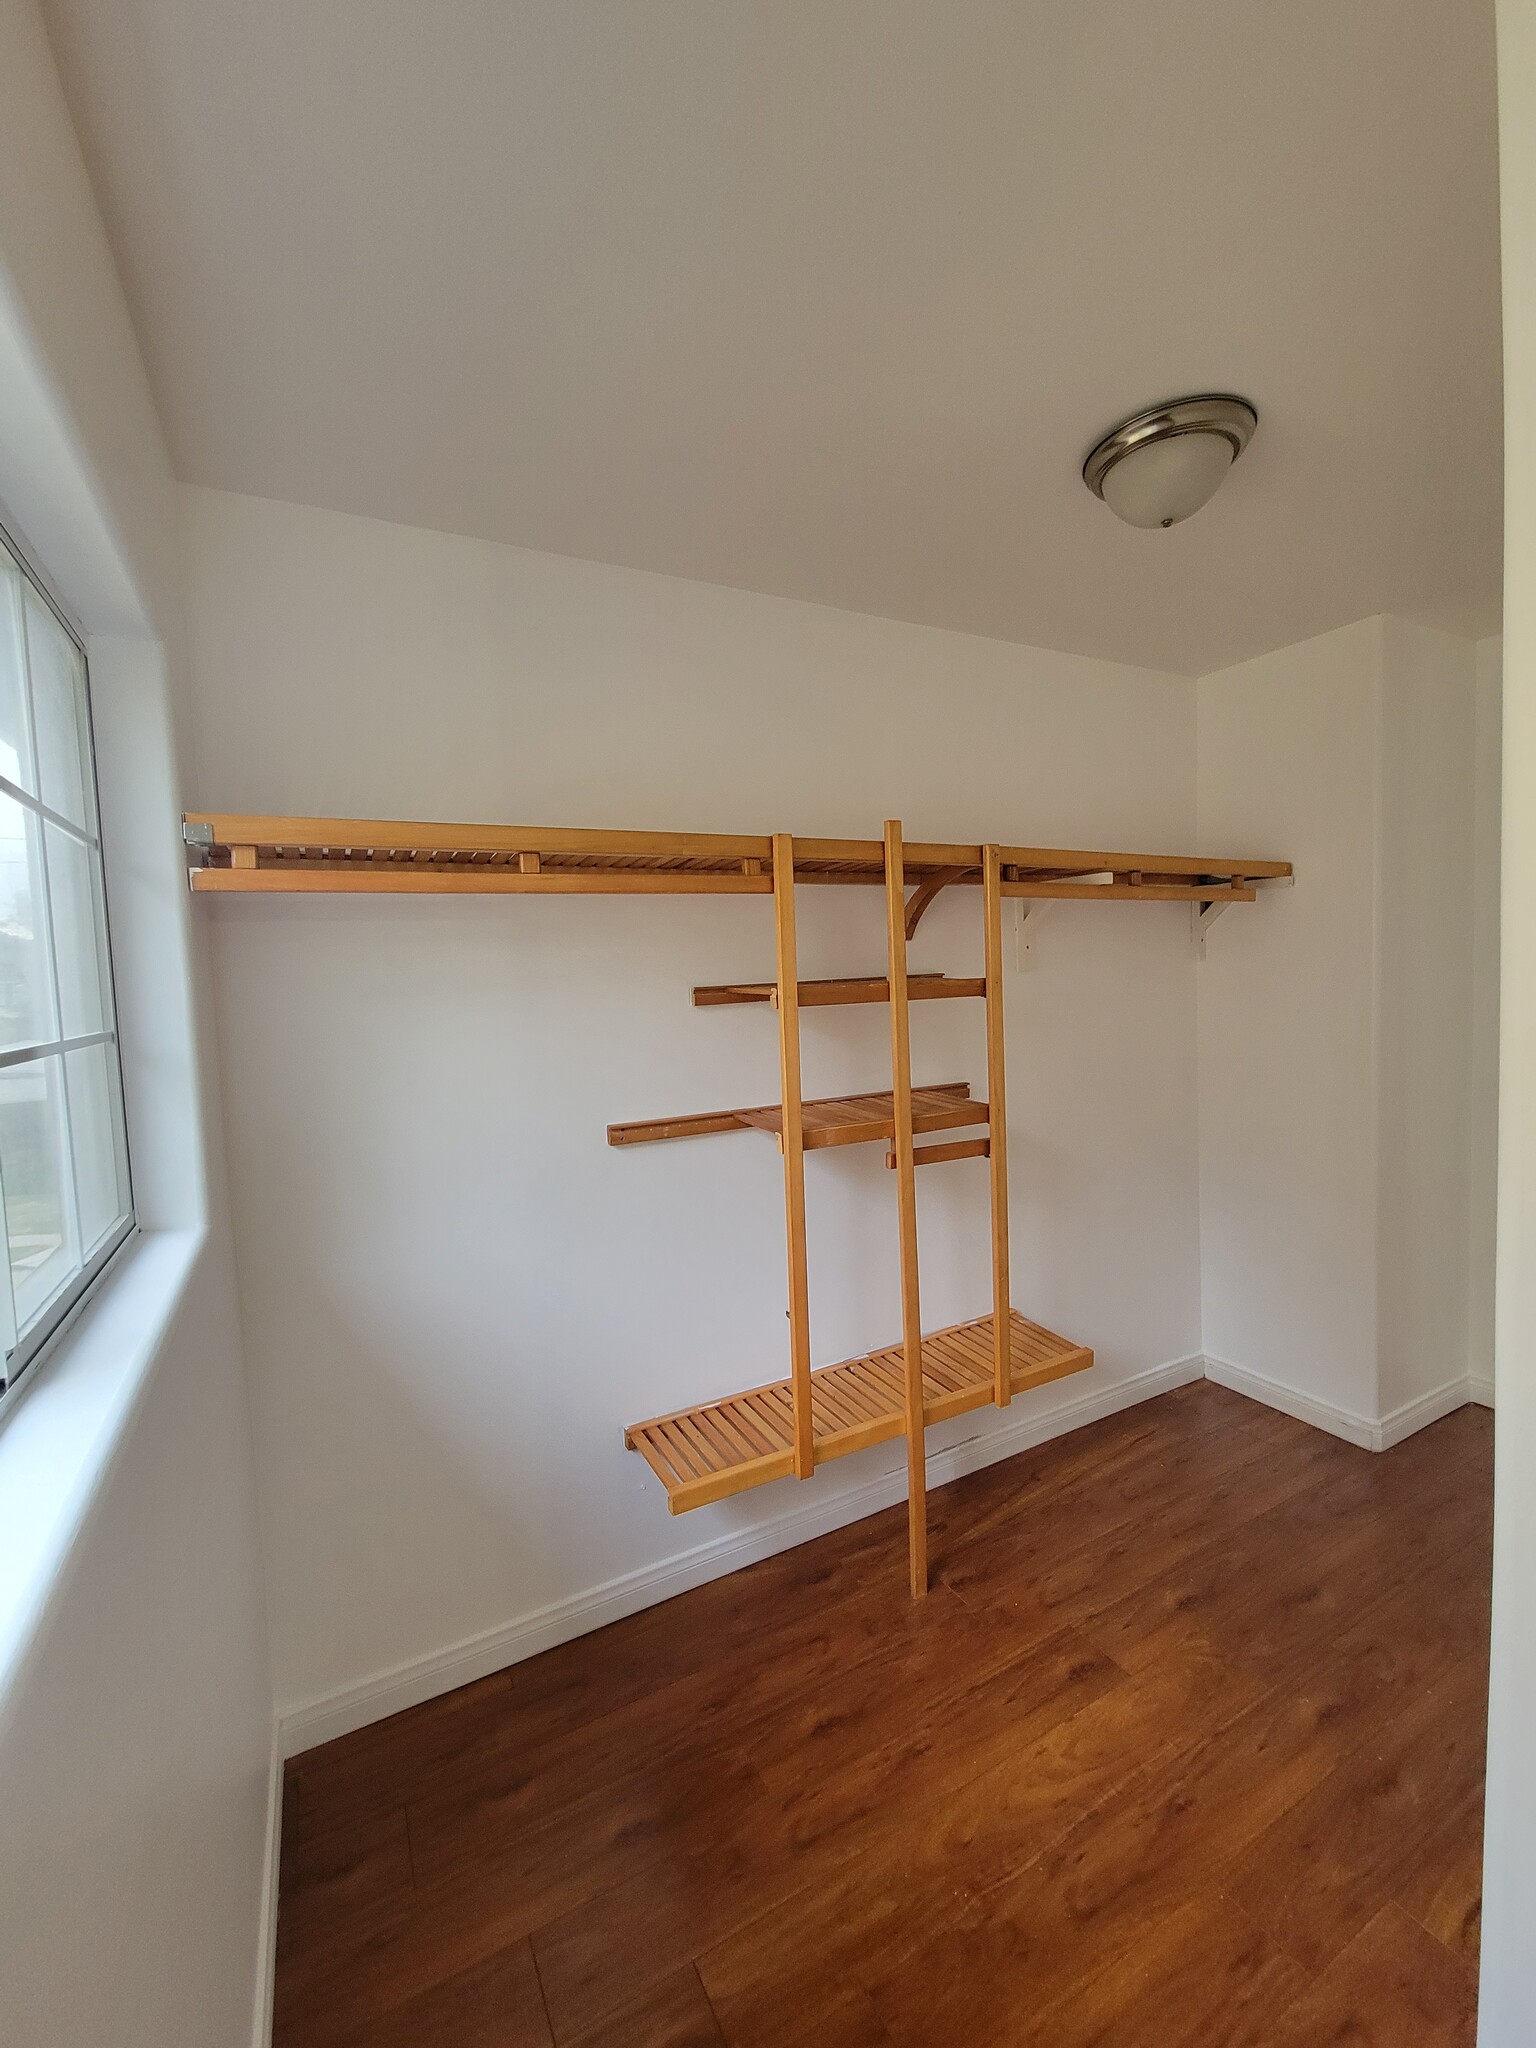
left=182, top=813, right=1290, bottom=900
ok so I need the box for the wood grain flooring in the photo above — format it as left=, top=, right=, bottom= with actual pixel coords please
left=273, top=1383, right=1492, bottom=2046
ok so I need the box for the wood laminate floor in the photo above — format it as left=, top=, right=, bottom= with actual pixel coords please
left=274, top=1383, right=1492, bottom=2047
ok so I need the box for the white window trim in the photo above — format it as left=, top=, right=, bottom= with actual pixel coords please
left=0, top=517, right=136, bottom=1416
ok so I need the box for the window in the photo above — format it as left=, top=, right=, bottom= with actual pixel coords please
left=0, top=524, right=132, bottom=1409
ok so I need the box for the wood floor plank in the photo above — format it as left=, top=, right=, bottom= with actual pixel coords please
left=564, top=1966, right=726, bottom=2048
left=1225, top=1651, right=1489, bottom=1974
left=1264, top=1902, right=1477, bottom=2047
left=702, top=1970, right=897, bottom=2048
left=1013, top=1887, right=1309, bottom=2048
left=276, top=1935, right=552, bottom=2048
left=276, top=1804, right=414, bottom=1958
left=274, top=1385, right=1493, bottom=2048
left=1082, top=1413, right=1489, bottom=1691
left=857, top=1639, right=1465, bottom=2045
left=942, top=1408, right=1347, bottom=1631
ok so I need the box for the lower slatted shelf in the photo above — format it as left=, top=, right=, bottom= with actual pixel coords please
left=624, top=1309, right=1093, bottom=1513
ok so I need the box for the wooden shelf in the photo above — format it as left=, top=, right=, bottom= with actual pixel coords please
left=183, top=812, right=1290, bottom=900
left=607, top=1081, right=987, bottom=1150
left=692, top=973, right=984, bottom=1007
left=625, top=1309, right=1093, bottom=1513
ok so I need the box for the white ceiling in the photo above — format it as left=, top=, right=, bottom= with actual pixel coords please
left=42, top=0, right=1502, bottom=675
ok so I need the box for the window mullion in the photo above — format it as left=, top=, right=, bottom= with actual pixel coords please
left=0, top=769, right=97, bottom=848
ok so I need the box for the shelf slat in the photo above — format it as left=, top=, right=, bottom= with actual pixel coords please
left=625, top=1309, right=1093, bottom=1512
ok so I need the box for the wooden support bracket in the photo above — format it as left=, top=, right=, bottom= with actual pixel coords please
left=903, top=866, right=973, bottom=940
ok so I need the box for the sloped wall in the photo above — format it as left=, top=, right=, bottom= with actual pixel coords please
left=0, top=7, right=272, bottom=2047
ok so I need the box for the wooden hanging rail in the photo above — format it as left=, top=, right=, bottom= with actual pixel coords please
left=182, top=813, right=1290, bottom=900
left=625, top=1309, right=1091, bottom=1514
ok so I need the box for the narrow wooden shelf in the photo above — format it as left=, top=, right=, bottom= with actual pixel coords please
left=625, top=1309, right=1093, bottom=1513
left=183, top=812, right=1291, bottom=900
left=607, top=1082, right=987, bottom=1150
left=692, top=973, right=985, bottom=1008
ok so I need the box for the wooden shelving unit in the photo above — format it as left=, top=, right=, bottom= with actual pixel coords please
left=184, top=807, right=1291, bottom=1597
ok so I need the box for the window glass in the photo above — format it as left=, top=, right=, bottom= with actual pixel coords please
left=0, top=562, right=32, bottom=792
left=46, top=825, right=107, bottom=1039
left=24, top=585, right=92, bottom=829
left=0, top=1056, right=74, bottom=1331
left=66, top=1043, right=129, bottom=1257
left=0, top=527, right=132, bottom=1409
left=0, top=796, right=56, bottom=1052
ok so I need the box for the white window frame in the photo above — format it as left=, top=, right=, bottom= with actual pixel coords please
left=0, top=516, right=134, bottom=1415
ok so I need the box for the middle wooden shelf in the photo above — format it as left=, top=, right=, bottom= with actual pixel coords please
left=691, top=972, right=985, bottom=1007
left=607, top=1080, right=989, bottom=1151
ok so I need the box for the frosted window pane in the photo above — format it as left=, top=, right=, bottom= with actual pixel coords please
left=46, top=825, right=108, bottom=1038
left=0, top=563, right=32, bottom=793
left=0, top=796, right=55, bottom=1052
left=24, top=587, right=92, bottom=829
left=0, top=1056, right=75, bottom=1330
left=66, top=1044, right=128, bottom=1255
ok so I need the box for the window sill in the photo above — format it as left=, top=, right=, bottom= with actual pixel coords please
left=0, top=1226, right=205, bottom=1703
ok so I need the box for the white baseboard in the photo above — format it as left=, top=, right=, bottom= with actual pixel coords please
left=1469, top=1373, right=1496, bottom=1408
left=250, top=1733, right=282, bottom=2048
left=1202, top=1353, right=1379, bottom=1448
left=277, top=1351, right=1204, bottom=1757
left=1377, top=1377, right=1484, bottom=1450
left=1204, top=1352, right=1489, bottom=1453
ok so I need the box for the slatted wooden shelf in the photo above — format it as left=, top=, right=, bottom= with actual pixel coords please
left=183, top=812, right=1290, bottom=901
left=625, top=1309, right=1093, bottom=1513
left=608, top=1082, right=987, bottom=1151
left=692, top=973, right=984, bottom=1007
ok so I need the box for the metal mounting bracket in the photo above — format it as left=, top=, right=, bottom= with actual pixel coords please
left=1011, top=897, right=1035, bottom=968
left=1192, top=898, right=1231, bottom=957
left=1193, top=870, right=1294, bottom=957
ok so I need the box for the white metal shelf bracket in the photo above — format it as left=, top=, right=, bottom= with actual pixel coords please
left=1193, top=871, right=1294, bottom=957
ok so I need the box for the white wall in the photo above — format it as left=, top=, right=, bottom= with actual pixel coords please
left=1482, top=4, right=1536, bottom=2039
left=1196, top=615, right=1492, bottom=1441
left=1469, top=634, right=1503, bottom=1398
left=177, top=483, right=1206, bottom=1732
left=1196, top=619, right=1383, bottom=1425
left=0, top=8, right=272, bottom=2046
left=1377, top=617, right=1481, bottom=1416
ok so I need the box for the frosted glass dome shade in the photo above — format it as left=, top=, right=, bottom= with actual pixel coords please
left=1098, top=430, right=1235, bottom=529
left=1083, top=395, right=1257, bottom=530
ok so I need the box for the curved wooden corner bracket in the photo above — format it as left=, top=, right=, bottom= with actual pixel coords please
left=903, top=866, right=974, bottom=940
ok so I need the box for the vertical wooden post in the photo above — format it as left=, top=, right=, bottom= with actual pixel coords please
left=983, top=845, right=1013, bottom=1407
left=884, top=819, right=928, bottom=1598
left=772, top=833, right=814, bottom=1480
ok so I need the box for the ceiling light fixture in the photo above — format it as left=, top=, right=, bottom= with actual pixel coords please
left=1083, top=394, right=1257, bottom=530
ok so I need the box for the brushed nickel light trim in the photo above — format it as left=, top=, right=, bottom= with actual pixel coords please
left=1083, top=394, right=1258, bottom=519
